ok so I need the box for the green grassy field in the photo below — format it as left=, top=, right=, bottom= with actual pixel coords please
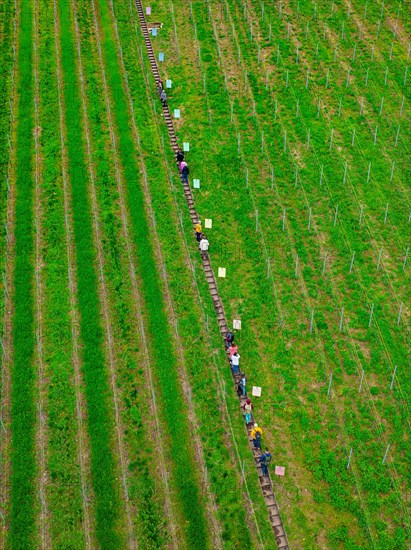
left=0, top=0, right=409, bottom=548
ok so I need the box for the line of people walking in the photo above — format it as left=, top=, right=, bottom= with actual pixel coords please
left=226, top=329, right=272, bottom=477
left=158, top=78, right=272, bottom=480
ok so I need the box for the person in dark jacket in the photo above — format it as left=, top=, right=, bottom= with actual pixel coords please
left=259, top=449, right=272, bottom=476
left=225, top=330, right=234, bottom=349
left=181, top=163, right=189, bottom=183
left=237, top=373, right=246, bottom=396
left=176, top=149, right=184, bottom=163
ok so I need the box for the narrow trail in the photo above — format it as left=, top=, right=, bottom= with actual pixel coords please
left=0, top=0, right=19, bottom=544
left=33, top=0, right=50, bottom=544
left=88, top=0, right=179, bottom=545
left=72, top=0, right=137, bottom=545
left=134, top=2, right=289, bottom=548
left=53, top=1, right=94, bottom=546
left=106, top=1, right=225, bottom=545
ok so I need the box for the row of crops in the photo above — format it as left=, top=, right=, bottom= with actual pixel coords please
left=147, top=0, right=410, bottom=547
left=1, top=0, right=281, bottom=547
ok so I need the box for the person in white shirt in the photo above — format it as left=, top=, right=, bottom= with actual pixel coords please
left=231, top=352, right=240, bottom=374
left=199, top=235, right=209, bottom=259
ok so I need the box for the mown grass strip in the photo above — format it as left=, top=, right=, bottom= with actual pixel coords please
left=95, top=0, right=209, bottom=546
left=56, top=0, right=122, bottom=546
left=37, top=0, right=86, bottom=544
left=0, top=0, right=15, bottom=262
left=9, top=0, right=36, bottom=547
left=74, top=0, right=168, bottom=545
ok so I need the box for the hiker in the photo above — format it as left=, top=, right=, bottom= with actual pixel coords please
left=231, top=352, right=240, bottom=374
left=242, top=398, right=254, bottom=424
left=228, top=342, right=238, bottom=358
left=259, top=448, right=272, bottom=476
left=157, top=79, right=164, bottom=92
left=237, top=373, right=247, bottom=397
left=179, top=160, right=187, bottom=173
left=176, top=148, right=185, bottom=166
left=195, top=221, right=202, bottom=242
left=160, top=89, right=167, bottom=106
left=199, top=235, right=209, bottom=259
left=225, top=330, right=235, bottom=349
left=181, top=163, right=189, bottom=183
left=251, top=423, right=263, bottom=449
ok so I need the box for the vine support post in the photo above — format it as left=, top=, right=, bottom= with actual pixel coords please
left=339, top=307, right=344, bottom=332
left=334, top=205, right=339, bottom=227
left=347, top=448, right=353, bottom=469
left=358, top=369, right=364, bottom=392
left=397, top=302, right=403, bottom=325
left=322, top=254, right=327, bottom=275
left=377, top=249, right=383, bottom=271
left=390, top=366, right=397, bottom=390
left=327, top=373, right=333, bottom=396
left=359, top=204, right=364, bottom=226
left=403, top=247, right=409, bottom=270
left=349, top=251, right=356, bottom=273
left=368, top=303, right=374, bottom=328
left=382, top=444, right=390, bottom=465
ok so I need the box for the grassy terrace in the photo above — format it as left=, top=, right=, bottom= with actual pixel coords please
left=56, top=0, right=123, bottom=545
left=93, top=0, right=211, bottom=545
left=38, top=0, right=85, bottom=544
left=74, top=0, right=168, bottom=544
left=1, top=0, right=409, bottom=547
left=109, top=0, right=275, bottom=544
left=0, top=0, right=16, bottom=539
left=9, top=0, right=36, bottom=545
left=148, top=0, right=410, bottom=547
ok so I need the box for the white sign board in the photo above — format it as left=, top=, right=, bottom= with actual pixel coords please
left=218, top=268, right=226, bottom=278
left=166, top=79, right=172, bottom=88
left=158, top=52, right=164, bottom=62
left=146, top=6, right=151, bottom=15
left=151, top=27, right=157, bottom=36
left=233, top=319, right=242, bottom=330
left=183, top=142, right=190, bottom=152
left=174, top=109, right=180, bottom=119
left=275, top=466, right=285, bottom=477
left=252, top=386, right=262, bottom=397
left=193, top=179, right=200, bottom=189
left=204, top=218, right=212, bottom=229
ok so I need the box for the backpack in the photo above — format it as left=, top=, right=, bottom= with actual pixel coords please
left=255, top=431, right=261, bottom=441
left=262, top=453, right=271, bottom=465
left=183, top=165, right=189, bottom=175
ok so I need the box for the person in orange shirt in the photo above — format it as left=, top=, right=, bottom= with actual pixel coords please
left=251, top=423, right=263, bottom=449
left=195, top=221, right=202, bottom=242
